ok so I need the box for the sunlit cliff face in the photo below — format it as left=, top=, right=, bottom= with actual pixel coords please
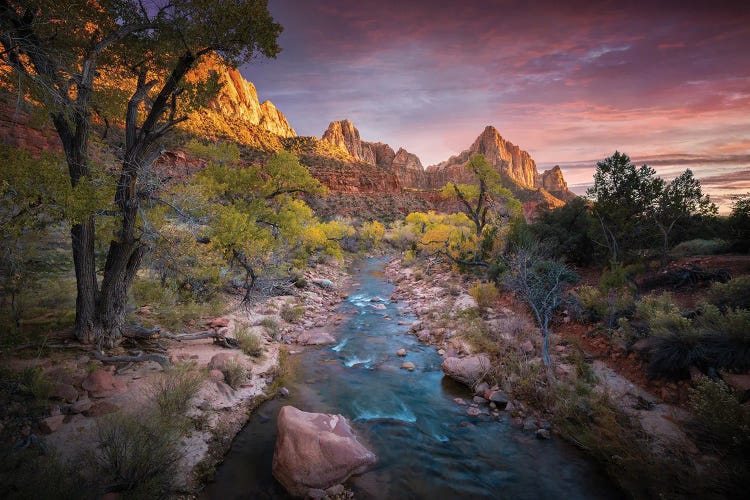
left=244, top=0, right=750, bottom=209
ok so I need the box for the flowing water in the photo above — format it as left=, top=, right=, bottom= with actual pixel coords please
left=203, top=257, right=619, bottom=499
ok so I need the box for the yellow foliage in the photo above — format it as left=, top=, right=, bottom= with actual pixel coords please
left=360, top=220, right=385, bottom=246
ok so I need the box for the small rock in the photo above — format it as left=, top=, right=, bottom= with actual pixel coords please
left=437, top=349, right=446, bottom=356
left=489, top=402, right=497, bottom=409
left=401, top=361, right=416, bottom=371
left=396, top=349, right=407, bottom=357
left=208, top=317, right=230, bottom=328
left=49, top=404, right=61, bottom=416
left=312, top=278, right=335, bottom=289
left=325, top=484, right=345, bottom=496
left=370, top=296, right=384, bottom=302
left=209, top=369, right=225, bottom=381
left=52, top=383, right=79, bottom=403
left=84, top=401, right=120, bottom=417
left=207, top=352, right=241, bottom=372
left=474, top=382, right=490, bottom=396
left=520, top=340, right=534, bottom=354
left=40, top=415, right=65, bottom=434
left=466, top=407, right=481, bottom=417
left=82, top=369, right=126, bottom=397
left=279, top=387, right=290, bottom=397
left=473, top=396, right=488, bottom=404
left=536, top=429, right=551, bottom=440
left=307, top=489, right=328, bottom=500
left=297, top=331, right=336, bottom=346
left=453, top=397, right=468, bottom=406
left=485, top=390, right=509, bottom=409
left=69, top=398, right=92, bottom=414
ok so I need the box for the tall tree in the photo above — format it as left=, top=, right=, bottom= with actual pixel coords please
left=0, top=0, right=282, bottom=345
left=650, top=169, right=716, bottom=259
left=586, top=152, right=662, bottom=262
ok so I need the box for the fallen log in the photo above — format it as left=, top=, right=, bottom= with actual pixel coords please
left=94, top=350, right=171, bottom=367
left=162, top=330, right=240, bottom=348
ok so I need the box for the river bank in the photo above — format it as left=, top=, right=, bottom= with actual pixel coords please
left=203, top=256, right=617, bottom=499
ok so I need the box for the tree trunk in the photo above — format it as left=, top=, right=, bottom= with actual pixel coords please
left=71, top=218, right=98, bottom=343
left=541, top=323, right=551, bottom=366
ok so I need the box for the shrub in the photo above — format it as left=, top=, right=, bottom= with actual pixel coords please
left=648, top=329, right=704, bottom=380
left=149, top=363, right=204, bottom=418
left=468, top=281, right=500, bottom=310
left=280, top=303, right=305, bottom=324
left=259, top=318, right=281, bottom=340
left=697, top=306, right=750, bottom=371
left=707, top=276, right=750, bottom=311
left=574, top=285, right=634, bottom=326
left=19, top=367, right=53, bottom=403
left=293, top=278, right=307, bottom=289
left=688, top=378, right=750, bottom=453
left=236, top=327, right=263, bottom=357
left=95, top=413, right=181, bottom=498
left=671, top=238, right=729, bottom=257
left=223, top=359, right=247, bottom=389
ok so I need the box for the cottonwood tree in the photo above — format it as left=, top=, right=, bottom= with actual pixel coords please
left=504, top=243, right=579, bottom=366
left=0, top=0, right=281, bottom=345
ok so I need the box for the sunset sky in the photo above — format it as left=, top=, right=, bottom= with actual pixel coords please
left=242, top=0, right=750, bottom=208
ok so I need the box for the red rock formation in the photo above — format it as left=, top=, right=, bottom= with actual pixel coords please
left=425, top=125, right=538, bottom=189
left=540, top=165, right=575, bottom=201
left=0, top=101, right=61, bottom=155
left=321, top=119, right=375, bottom=163
left=391, top=147, right=426, bottom=187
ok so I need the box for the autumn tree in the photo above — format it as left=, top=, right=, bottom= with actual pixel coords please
left=195, top=151, right=327, bottom=299
left=0, top=1, right=282, bottom=345
left=441, top=153, right=521, bottom=238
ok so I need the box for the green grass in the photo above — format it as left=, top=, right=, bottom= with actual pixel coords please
left=235, top=327, right=263, bottom=357
left=279, top=303, right=304, bottom=324
left=149, top=363, right=205, bottom=419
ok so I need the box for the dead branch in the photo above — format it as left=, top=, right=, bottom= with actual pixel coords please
left=94, top=350, right=170, bottom=367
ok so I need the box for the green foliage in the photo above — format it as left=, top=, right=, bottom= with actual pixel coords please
left=0, top=448, right=91, bottom=500
left=587, top=152, right=715, bottom=261
left=707, top=276, right=750, bottom=310
left=95, top=413, right=182, bottom=499
left=150, top=364, right=205, bottom=419
left=728, top=193, right=750, bottom=250
left=259, top=318, right=281, bottom=340
left=468, top=281, right=500, bottom=309
left=236, top=327, right=264, bottom=357
left=280, top=303, right=305, bottom=324
left=223, top=359, right=247, bottom=389
left=403, top=210, right=478, bottom=261
left=528, top=197, right=601, bottom=266
left=670, top=238, right=729, bottom=257
left=688, top=378, right=750, bottom=454
left=18, top=366, right=53, bottom=404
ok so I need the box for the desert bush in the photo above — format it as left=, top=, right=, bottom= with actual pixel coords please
left=648, top=328, right=704, bottom=380
left=688, top=378, right=750, bottom=453
left=696, top=306, right=750, bottom=371
left=236, top=327, right=263, bottom=357
left=468, top=281, right=500, bottom=309
left=495, top=316, right=533, bottom=338
left=223, top=358, right=247, bottom=389
left=95, top=413, right=181, bottom=498
left=280, top=303, right=305, bottom=323
left=259, top=318, right=281, bottom=340
left=574, top=285, right=634, bottom=326
left=671, top=238, right=729, bottom=257
left=0, top=448, right=91, bottom=499
left=18, top=367, right=53, bottom=403
left=149, top=363, right=204, bottom=418
left=707, top=276, right=750, bottom=311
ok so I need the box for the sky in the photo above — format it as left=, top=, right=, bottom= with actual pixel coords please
left=240, top=0, right=750, bottom=209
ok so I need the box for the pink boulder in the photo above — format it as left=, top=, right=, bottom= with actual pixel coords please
left=82, top=369, right=127, bottom=397
left=272, top=406, right=376, bottom=497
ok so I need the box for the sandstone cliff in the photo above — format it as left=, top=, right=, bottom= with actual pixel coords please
left=540, top=165, right=575, bottom=201
left=425, top=126, right=538, bottom=189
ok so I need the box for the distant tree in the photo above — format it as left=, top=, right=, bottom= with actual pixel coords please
left=504, top=242, right=579, bottom=366
left=0, top=1, right=282, bottom=345
left=729, top=193, right=750, bottom=251
left=650, top=169, right=716, bottom=259
left=528, top=197, right=601, bottom=266
left=586, top=152, right=662, bottom=262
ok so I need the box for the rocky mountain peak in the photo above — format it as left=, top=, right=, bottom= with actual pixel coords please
left=321, top=119, right=376, bottom=164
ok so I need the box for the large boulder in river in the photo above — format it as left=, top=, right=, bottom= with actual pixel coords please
left=273, top=406, right=377, bottom=497
left=441, top=354, right=491, bottom=387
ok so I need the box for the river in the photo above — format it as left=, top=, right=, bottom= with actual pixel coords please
left=203, top=257, right=618, bottom=499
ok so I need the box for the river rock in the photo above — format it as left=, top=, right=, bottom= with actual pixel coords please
left=52, top=383, right=79, bottom=403
left=441, top=355, right=491, bottom=387
left=401, top=361, right=416, bottom=371
left=454, top=397, right=468, bottom=406
left=485, top=390, right=509, bottom=409
left=272, top=406, right=377, bottom=497
left=473, top=396, right=489, bottom=404
left=297, top=331, right=336, bottom=346
left=466, top=407, right=481, bottom=417
left=536, top=429, right=551, bottom=439
left=453, top=294, right=478, bottom=312
left=69, top=397, right=92, bottom=414
left=396, top=349, right=406, bottom=357
left=84, top=401, right=120, bottom=417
